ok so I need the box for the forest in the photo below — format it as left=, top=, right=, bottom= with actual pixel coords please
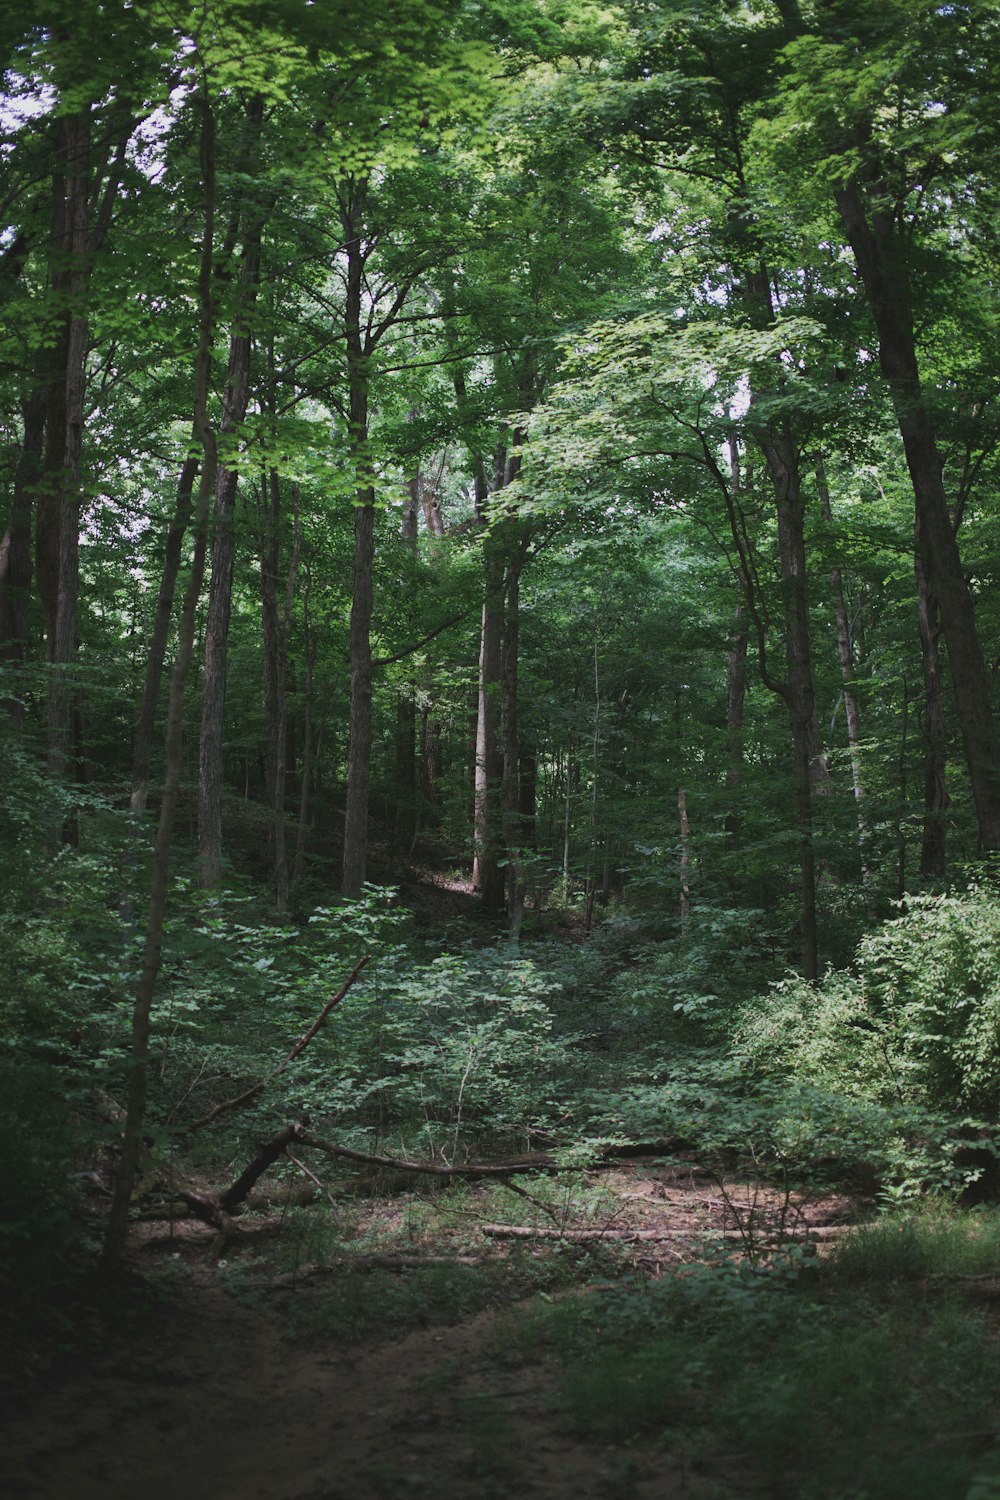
left=6, top=1, right=1000, bottom=1496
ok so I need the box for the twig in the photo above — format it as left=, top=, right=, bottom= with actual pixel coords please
left=286, top=1149, right=340, bottom=1216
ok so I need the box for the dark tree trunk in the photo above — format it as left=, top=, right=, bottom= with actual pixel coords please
left=259, top=470, right=300, bottom=910
left=292, top=564, right=315, bottom=892
left=752, top=415, right=821, bottom=982
left=392, top=475, right=420, bottom=859
left=0, top=387, right=45, bottom=709
left=42, top=112, right=90, bottom=788
left=914, top=540, right=949, bottom=879
left=836, top=176, right=1000, bottom=851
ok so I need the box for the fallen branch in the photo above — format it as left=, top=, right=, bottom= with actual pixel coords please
left=187, top=954, right=371, bottom=1133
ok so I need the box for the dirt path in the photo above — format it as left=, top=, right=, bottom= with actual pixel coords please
left=1, top=1277, right=710, bottom=1500
left=2, top=1171, right=854, bottom=1500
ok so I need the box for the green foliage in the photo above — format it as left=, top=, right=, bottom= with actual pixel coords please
left=0, top=1060, right=95, bottom=1302
left=829, top=1205, right=1000, bottom=1284
left=511, top=1237, right=1000, bottom=1496
left=733, top=888, right=1000, bottom=1178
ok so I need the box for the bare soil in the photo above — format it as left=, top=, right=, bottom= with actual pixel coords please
left=0, top=1165, right=857, bottom=1500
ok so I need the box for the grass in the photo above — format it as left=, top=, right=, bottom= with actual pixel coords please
left=498, top=1206, right=1000, bottom=1498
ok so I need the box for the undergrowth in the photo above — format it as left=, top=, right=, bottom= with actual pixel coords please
left=501, top=1207, right=1000, bottom=1498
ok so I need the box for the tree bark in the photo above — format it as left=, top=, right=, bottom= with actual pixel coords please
left=835, top=176, right=1000, bottom=851
left=914, top=536, right=949, bottom=878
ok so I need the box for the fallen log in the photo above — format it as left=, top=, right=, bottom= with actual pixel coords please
left=298, top=1132, right=562, bottom=1179
left=480, top=1222, right=861, bottom=1243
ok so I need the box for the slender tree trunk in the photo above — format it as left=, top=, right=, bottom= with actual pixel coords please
left=130, top=449, right=199, bottom=812
left=44, top=112, right=90, bottom=788
left=753, top=416, right=821, bottom=981
left=292, top=564, right=315, bottom=891
left=340, top=211, right=376, bottom=894
left=259, top=470, right=300, bottom=910
left=392, top=474, right=420, bottom=860
left=0, top=387, right=45, bottom=717
left=101, top=93, right=219, bottom=1274
left=501, top=544, right=528, bottom=937
left=724, top=439, right=749, bottom=850
left=197, top=97, right=265, bottom=886
left=836, top=176, right=1000, bottom=850
left=678, top=786, right=691, bottom=924
left=472, top=465, right=505, bottom=909
left=815, top=457, right=871, bottom=882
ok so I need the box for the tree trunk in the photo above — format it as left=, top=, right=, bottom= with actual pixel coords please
left=815, top=457, right=871, bottom=883
left=292, top=564, right=315, bottom=892
left=724, top=439, right=749, bottom=851
left=472, top=464, right=506, bottom=909
left=835, top=176, right=1000, bottom=851
left=130, top=449, right=199, bottom=812
left=752, top=415, right=821, bottom=981
left=501, top=541, right=529, bottom=937
left=259, top=471, right=300, bottom=910
left=101, top=93, right=219, bottom=1274
left=44, top=111, right=90, bottom=789
left=340, top=186, right=376, bottom=898
left=197, top=96, right=265, bottom=887
left=0, top=386, right=45, bottom=716
left=914, top=539, right=949, bottom=879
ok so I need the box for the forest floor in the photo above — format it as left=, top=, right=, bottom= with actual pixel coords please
left=0, top=1162, right=861, bottom=1500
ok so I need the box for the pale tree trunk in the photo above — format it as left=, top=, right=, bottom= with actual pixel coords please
left=340, top=185, right=375, bottom=898
left=501, top=538, right=530, bottom=939
left=836, top=176, right=1000, bottom=851
left=724, top=437, right=749, bottom=852
left=197, top=94, right=265, bottom=886
left=815, top=457, right=871, bottom=884
left=472, top=464, right=506, bottom=909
